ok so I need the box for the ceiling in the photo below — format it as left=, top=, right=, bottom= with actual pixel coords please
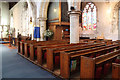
left=1, top=0, right=20, bottom=10
left=9, top=2, right=18, bottom=10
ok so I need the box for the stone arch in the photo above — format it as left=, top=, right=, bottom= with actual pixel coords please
left=111, top=1, right=120, bottom=33
left=27, top=0, right=81, bottom=41
left=26, top=0, right=37, bottom=26
left=38, top=0, right=81, bottom=24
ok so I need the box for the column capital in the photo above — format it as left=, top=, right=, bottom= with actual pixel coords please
left=68, top=10, right=81, bottom=15
left=38, top=17, right=47, bottom=21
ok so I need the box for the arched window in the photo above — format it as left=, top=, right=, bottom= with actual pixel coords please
left=82, top=3, right=97, bottom=30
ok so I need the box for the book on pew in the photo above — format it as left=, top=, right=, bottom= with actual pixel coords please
left=70, top=60, right=77, bottom=71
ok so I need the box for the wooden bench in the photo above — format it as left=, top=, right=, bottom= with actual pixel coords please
left=19, top=40, right=54, bottom=55
left=18, top=40, right=36, bottom=54
left=80, top=39, right=113, bottom=45
left=36, top=43, right=88, bottom=65
left=23, top=40, right=69, bottom=57
left=29, top=40, right=69, bottom=61
left=46, top=43, right=106, bottom=71
left=112, top=63, right=120, bottom=79
left=19, top=40, right=36, bottom=55
left=80, top=49, right=120, bottom=79
left=21, top=40, right=52, bottom=55
left=60, top=43, right=119, bottom=78
left=23, top=40, right=52, bottom=57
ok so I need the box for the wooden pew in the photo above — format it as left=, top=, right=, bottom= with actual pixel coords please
left=46, top=43, right=107, bottom=71
left=79, top=39, right=101, bottom=43
left=17, top=35, right=31, bottom=53
left=29, top=40, right=69, bottom=61
left=81, top=39, right=113, bottom=45
left=60, top=43, right=119, bottom=78
left=23, top=40, right=69, bottom=57
left=17, top=41, right=20, bottom=53
left=80, top=49, right=120, bottom=79
left=37, top=43, right=88, bottom=65
left=22, top=40, right=51, bottom=55
left=112, top=63, right=120, bottom=80
left=18, top=40, right=35, bottom=54
left=20, top=40, right=36, bottom=55
left=24, top=41, right=51, bottom=57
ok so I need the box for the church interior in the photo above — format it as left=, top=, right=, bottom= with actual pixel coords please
left=0, top=0, right=120, bottom=79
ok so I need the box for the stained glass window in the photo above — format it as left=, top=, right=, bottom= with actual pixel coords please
left=82, top=3, right=97, bottom=30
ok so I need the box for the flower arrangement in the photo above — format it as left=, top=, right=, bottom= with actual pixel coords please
left=44, top=29, right=54, bottom=38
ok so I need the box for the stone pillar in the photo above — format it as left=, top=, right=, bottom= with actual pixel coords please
left=39, top=17, right=47, bottom=41
left=68, top=11, right=81, bottom=44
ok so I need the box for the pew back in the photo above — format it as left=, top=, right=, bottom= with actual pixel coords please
left=80, top=49, right=120, bottom=79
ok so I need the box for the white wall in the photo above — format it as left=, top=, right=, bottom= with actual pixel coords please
left=0, top=2, right=10, bottom=38
left=10, top=1, right=120, bottom=40
left=10, top=1, right=33, bottom=38
left=81, top=2, right=119, bottom=41
left=97, top=2, right=119, bottom=41
left=1, top=2, right=9, bottom=25
left=0, top=3, right=1, bottom=25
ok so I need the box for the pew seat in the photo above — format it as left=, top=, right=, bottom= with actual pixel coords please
left=103, top=63, right=111, bottom=76
left=115, top=59, right=120, bottom=64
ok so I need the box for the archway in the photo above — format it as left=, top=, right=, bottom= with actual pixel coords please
left=46, top=1, right=69, bottom=40
left=27, top=0, right=81, bottom=42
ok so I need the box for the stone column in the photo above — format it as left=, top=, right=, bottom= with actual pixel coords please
left=39, top=17, right=47, bottom=41
left=68, top=11, right=81, bottom=44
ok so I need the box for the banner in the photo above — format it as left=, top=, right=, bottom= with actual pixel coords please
left=34, top=27, right=40, bottom=38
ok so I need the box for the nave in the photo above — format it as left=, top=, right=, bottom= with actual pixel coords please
left=0, top=0, right=120, bottom=80
left=16, top=39, right=120, bottom=79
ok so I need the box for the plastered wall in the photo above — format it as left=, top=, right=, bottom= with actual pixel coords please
left=0, top=2, right=10, bottom=38
left=81, top=2, right=120, bottom=41
left=1, top=2, right=9, bottom=25
left=10, top=1, right=33, bottom=38
left=10, top=1, right=120, bottom=40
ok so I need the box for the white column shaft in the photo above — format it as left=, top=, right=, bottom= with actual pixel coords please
left=70, top=14, right=79, bottom=43
left=40, top=20, right=46, bottom=41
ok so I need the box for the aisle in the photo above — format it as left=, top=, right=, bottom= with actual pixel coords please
left=0, top=44, right=59, bottom=79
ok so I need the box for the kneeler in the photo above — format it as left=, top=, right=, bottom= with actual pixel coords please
left=55, top=56, right=60, bottom=66
left=35, top=49, right=37, bottom=57
left=44, top=52, right=60, bottom=66
left=89, top=54, right=95, bottom=58
left=96, top=53, right=100, bottom=57
left=95, top=65, right=103, bottom=79
left=28, top=47, right=30, bottom=56
left=115, top=59, right=120, bottom=64
left=103, top=63, right=111, bottom=76
left=44, top=52, right=47, bottom=60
